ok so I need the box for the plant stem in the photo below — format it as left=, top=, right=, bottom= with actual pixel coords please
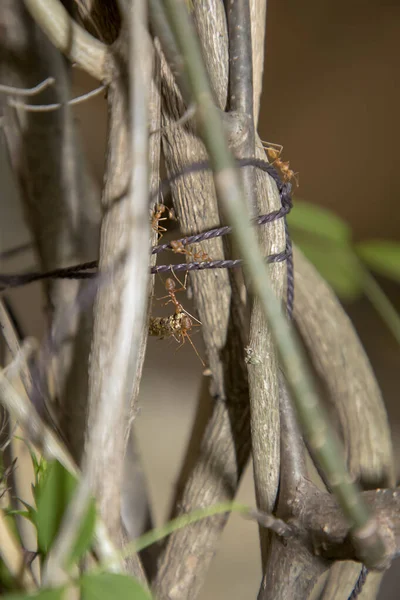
left=131, top=502, right=248, bottom=554
left=361, top=267, right=400, bottom=346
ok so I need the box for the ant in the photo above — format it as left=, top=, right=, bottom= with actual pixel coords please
left=170, top=240, right=210, bottom=262
left=159, top=273, right=205, bottom=366
left=260, top=140, right=299, bottom=186
left=148, top=310, right=204, bottom=366
left=153, top=273, right=205, bottom=365
left=151, top=203, right=176, bottom=239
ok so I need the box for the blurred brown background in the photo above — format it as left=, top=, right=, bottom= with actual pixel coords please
left=1, top=0, right=399, bottom=598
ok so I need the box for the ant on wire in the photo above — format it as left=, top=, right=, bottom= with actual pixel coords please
left=170, top=240, right=210, bottom=262
left=260, top=140, right=299, bottom=187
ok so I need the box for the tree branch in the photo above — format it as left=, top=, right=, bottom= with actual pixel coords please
left=160, top=0, right=388, bottom=571
left=1, top=0, right=101, bottom=463
left=245, top=138, right=285, bottom=566
left=293, top=247, right=395, bottom=488
left=226, top=0, right=256, bottom=210
left=0, top=77, right=54, bottom=96
left=148, top=0, right=192, bottom=104
left=83, top=3, right=151, bottom=583
left=151, top=3, right=255, bottom=598
left=292, top=247, right=396, bottom=599
left=249, top=0, right=267, bottom=122
left=23, top=0, right=110, bottom=81
left=0, top=300, right=34, bottom=399
left=122, top=36, right=162, bottom=581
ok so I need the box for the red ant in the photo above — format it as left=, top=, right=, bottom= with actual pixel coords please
left=170, top=240, right=210, bottom=262
left=156, top=274, right=204, bottom=365
left=151, top=203, right=176, bottom=239
left=261, top=141, right=299, bottom=186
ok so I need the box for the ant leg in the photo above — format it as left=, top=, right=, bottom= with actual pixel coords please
left=181, top=332, right=205, bottom=366
left=261, top=140, right=283, bottom=154
left=170, top=266, right=188, bottom=291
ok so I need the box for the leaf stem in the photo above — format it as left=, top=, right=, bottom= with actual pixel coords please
left=361, top=266, right=400, bottom=346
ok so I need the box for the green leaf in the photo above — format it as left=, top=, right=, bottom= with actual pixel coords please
left=292, top=233, right=363, bottom=300
left=80, top=573, right=151, bottom=600
left=288, top=200, right=352, bottom=244
left=31, top=455, right=49, bottom=499
left=35, top=461, right=96, bottom=564
left=0, top=557, right=15, bottom=590
left=36, top=461, right=77, bottom=555
left=356, top=240, right=400, bottom=283
left=5, top=509, right=32, bottom=521
left=13, top=499, right=38, bottom=527
left=2, top=588, right=65, bottom=600
left=67, top=497, right=97, bottom=566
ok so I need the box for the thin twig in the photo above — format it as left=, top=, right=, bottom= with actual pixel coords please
left=2, top=0, right=102, bottom=463
left=0, top=300, right=34, bottom=398
left=361, top=265, right=400, bottom=346
left=8, top=85, right=106, bottom=112
left=162, top=0, right=387, bottom=569
left=148, top=0, right=192, bottom=104
left=227, top=0, right=256, bottom=211
left=0, top=366, right=124, bottom=574
left=0, top=77, right=55, bottom=96
left=23, top=0, right=109, bottom=81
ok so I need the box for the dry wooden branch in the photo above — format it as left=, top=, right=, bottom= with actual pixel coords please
left=250, top=0, right=267, bottom=121
left=293, top=248, right=394, bottom=487
left=0, top=0, right=101, bottom=464
left=227, top=0, right=256, bottom=210
left=258, top=246, right=395, bottom=598
left=83, top=7, right=150, bottom=583
left=23, top=0, right=110, bottom=81
left=246, top=140, right=286, bottom=566
left=122, top=37, right=162, bottom=581
left=293, top=247, right=395, bottom=599
left=150, top=2, right=285, bottom=598
left=151, top=4, right=252, bottom=598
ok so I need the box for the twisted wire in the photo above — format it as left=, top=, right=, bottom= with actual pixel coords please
left=0, top=157, right=294, bottom=314
left=348, top=565, right=369, bottom=600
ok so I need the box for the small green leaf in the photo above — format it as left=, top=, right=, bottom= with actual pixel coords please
left=31, top=455, right=49, bottom=503
left=80, top=573, right=151, bottom=600
left=35, top=461, right=96, bottom=564
left=2, top=588, right=65, bottom=600
left=356, top=240, right=400, bottom=283
left=15, top=499, right=37, bottom=527
left=292, top=234, right=363, bottom=300
left=67, top=497, right=97, bottom=566
left=288, top=200, right=352, bottom=244
left=36, top=461, right=76, bottom=555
